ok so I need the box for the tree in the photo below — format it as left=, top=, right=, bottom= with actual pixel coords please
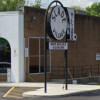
left=32, top=0, right=41, bottom=8
left=71, top=6, right=85, bottom=11
left=86, top=2, right=100, bottom=16
left=0, top=0, right=25, bottom=11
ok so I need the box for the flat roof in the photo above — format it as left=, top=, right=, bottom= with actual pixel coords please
left=0, top=11, right=23, bottom=16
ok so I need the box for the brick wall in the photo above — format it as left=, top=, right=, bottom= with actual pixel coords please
left=68, top=14, right=100, bottom=66
left=24, top=7, right=49, bottom=82
left=24, top=7, right=100, bottom=81
left=0, top=75, right=7, bottom=82
left=68, top=14, right=100, bottom=79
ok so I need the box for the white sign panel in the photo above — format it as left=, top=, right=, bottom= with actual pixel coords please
left=67, top=8, right=75, bottom=39
left=50, top=5, right=67, bottom=40
left=67, top=8, right=77, bottom=41
left=49, top=42, right=68, bottom=50
left=96, top=53, right=100, bottom=60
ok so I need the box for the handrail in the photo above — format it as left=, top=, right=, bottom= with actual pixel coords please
left=0, top=62, right=11, bottom=64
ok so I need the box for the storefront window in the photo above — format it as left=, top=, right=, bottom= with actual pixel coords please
left=29, top=37, right=51, bottom=74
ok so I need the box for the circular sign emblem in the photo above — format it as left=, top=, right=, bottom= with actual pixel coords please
left=50, top=5, right=67, bottom=40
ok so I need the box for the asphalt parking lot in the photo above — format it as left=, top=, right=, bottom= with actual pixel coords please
left=0, top=87, right=40, bottom=100
left=0, top=83, right=100, bottom=100
left=1, top=86, right=100, bottom=100
left=0, top=87, right=10, bottom=97
left=1, top=87, right=100, bottom=100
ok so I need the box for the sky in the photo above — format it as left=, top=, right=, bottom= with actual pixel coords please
left=27, top=0, right=100, bottom=8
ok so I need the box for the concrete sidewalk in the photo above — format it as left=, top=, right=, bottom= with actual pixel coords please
left=0, top=82, right=100, bottom=97
left=23, top=83, right=100, bottom=97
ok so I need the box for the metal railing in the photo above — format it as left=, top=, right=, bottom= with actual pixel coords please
left=0, top=62, right=10, bottom=65
left=0, top=68, right=7, bottom=74
left=0, top=62, right=11, bottom=74
left=68, top=65, right=100, bottom=79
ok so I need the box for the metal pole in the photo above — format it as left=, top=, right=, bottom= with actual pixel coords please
left=65, top=50, right=68, bottom=90
left=91, top=65, right=92, bottom=77
left=98, top=64, right=99, bottom=76
left=64, top=33, right=68, bottom=90
left=44, top=28, right=47, bottom=93
left=44, top=9, right=48, bottom=93
left=82, top=66, right=83, bottom=77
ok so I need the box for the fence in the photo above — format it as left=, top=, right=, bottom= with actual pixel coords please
left=0, top=68, right=7, bottom=74
left=68, top=65, right=100, bottom=79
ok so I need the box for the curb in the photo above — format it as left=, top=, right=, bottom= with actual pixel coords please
left=23, top=89, right=100, bottom=98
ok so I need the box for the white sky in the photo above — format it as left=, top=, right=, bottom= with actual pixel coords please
left=28, top=0, right=100, bottom=8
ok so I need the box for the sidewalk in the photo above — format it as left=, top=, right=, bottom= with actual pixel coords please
left=23, top=83, right=100, bottom=97
left=0, top=82, right=100, bottom=97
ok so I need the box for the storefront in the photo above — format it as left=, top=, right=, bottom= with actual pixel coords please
left=0, top=6, right=100, bottom=82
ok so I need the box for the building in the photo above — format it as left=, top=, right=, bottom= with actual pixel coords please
left=0, top=6, right=100, bottom=83
left=0, top=11, right=24, bottom=82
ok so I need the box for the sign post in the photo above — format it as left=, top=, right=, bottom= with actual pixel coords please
left=65, top=36, right=68, bottom=90
left=44, top=0, right=69, bottom=93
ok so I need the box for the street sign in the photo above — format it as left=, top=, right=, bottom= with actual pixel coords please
left=49, top=42, right=68, bottom=50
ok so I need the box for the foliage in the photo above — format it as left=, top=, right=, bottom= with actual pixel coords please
left=71, top=6, right=85, bottom=11
left=86, top=2, right=100, bottom=16
left=32, top=0, right=41, bottom=8
left=0, top=0, right=25, bottom=11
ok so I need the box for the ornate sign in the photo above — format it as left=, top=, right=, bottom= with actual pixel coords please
left=44, top=1, right=69, bottom=93
left=48, top=5, right=67, bottom=40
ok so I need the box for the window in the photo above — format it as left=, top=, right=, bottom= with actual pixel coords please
left=29, top=37, right=51, bottom=74
left=0, top=38, right=11, bottom=74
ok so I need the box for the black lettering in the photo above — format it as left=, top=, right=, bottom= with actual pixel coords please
left=55, top=32, right=58, bottom=38
left=56, top=33, right=62, bottom=38
left=61, top=11, right=64, bottom=18
left=62, top=29, right=66, bottom=34
left=53, top=29, right=58, bottom=38
left=53, top=28, right=56, bottom=33
left=59, top=30, right=65, bottom=37
left=52, top=10, right=58, bottom=21
left=52, top=14, right=56, bottom=21
left=58, top=7, right=60, bottom=15
left=54, top=10, right=57, bottom=17
left=62, top=18, right=66, bottom=22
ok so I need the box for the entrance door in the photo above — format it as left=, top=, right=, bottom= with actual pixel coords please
left=0, top=38, right=11, bottom=82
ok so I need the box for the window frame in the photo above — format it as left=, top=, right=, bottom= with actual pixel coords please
left=28, top=36, right=51, bottom=74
